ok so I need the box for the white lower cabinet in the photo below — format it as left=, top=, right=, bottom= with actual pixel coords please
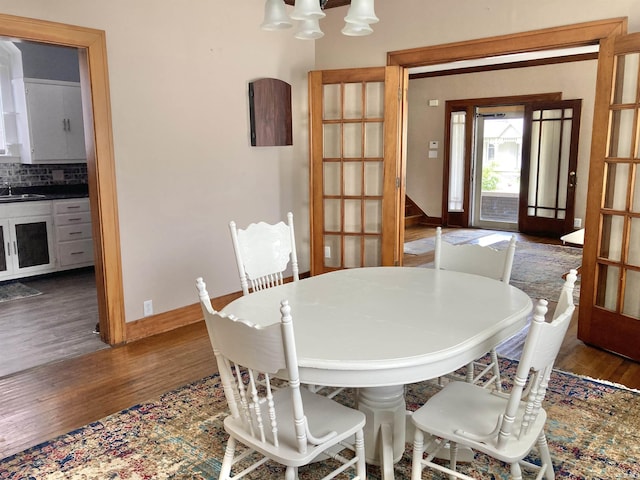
left=0, top=197, right=94, bottom=281
left=54, top=198, right=94, bottom=269
left=0, top=202, right=56, bottom=280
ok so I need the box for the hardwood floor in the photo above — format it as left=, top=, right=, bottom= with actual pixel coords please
left=0, top=268, right=107, bottom=378
left=1, top=226, right=638, bottom=461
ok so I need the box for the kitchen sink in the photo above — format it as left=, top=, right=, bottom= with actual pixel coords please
left=0, top=193, right=47, bottom=202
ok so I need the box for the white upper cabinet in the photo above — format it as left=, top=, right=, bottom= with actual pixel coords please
left=19, top=79, right=86, bottom=163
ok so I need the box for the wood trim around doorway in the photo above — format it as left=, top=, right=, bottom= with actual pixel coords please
left=387, top=18, right=628, bottom=68
left=0, top=13, right=125, bottom=345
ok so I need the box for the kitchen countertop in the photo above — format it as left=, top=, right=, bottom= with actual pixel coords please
left=0, top=185, right=89, bottom=203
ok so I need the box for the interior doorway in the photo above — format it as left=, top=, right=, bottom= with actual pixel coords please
left=0, top=14, right=125, bottom=347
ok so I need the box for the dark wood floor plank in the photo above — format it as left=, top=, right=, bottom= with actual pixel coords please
left=0, top=268, right=106, bottom=377
left=0, top=322, right=216, bottom=459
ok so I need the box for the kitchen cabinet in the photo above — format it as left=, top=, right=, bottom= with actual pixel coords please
left=54, top=198, right=94, bottom=269
left=0, top=201, right=56, bottom=280
left=19, top=79, right=86, bottom=163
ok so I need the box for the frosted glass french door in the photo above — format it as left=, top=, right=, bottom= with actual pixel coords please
left=308, top=67, right=404, bottom=275
left=580, top=32, right=640, bottom=361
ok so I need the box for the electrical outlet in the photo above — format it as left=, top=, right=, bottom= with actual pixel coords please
left=143, top=300, right=153, bottom=317
left=574, top=218, right=582, bottom=229
left=324, top=246, right=331, bottom=258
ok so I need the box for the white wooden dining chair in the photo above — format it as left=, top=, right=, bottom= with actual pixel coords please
left=229, top=212, right=343, bottom=399
left=195, top=277, right=367, bottom=480
left=229, top=212, right=299, bottom=296
left=410, top=269, right=578, bottom=480
left=435, top=226, right=517, bottom=391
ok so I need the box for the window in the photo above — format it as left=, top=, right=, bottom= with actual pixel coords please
left=448, top=111, right=466, bottom=212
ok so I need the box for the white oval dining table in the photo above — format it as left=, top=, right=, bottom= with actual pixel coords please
left=222, top=266, right=533, bottom=480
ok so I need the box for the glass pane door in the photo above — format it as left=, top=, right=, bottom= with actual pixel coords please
left=596, top=51, right=640, bottom=320
left=519, top=100, right=581, bottom=236
left=323, top=81, right=385, bottom=269
left=309, top=67, right=403, bottom=275
left=579, top=32, right=640, bottom=361
left=472, top=107, right=523, bottom=230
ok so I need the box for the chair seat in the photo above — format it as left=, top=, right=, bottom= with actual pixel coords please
left=412, top=380, right=547, bottom=464
left=224, top=387, right=366, bottom=467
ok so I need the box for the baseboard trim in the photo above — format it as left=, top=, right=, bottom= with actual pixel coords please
left=422, top=216, right=442, bottom=226
left=125, top=273, right=307, bottom=343
left=125, top=290, right=243, bottom=343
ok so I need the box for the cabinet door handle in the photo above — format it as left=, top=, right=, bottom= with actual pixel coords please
left=62, top=118, right=67, bottom=131
left=69, top=231, right=83, bottom=235
left=6, top=242, right=10, bottom=256
left=67, top=118, right=71, bottom=131
left=13, top=240, right=17, bottom=255
left=71, top=251, right=84, bottom=255
left=65, top=205, right=81, bottom=209
left=68, top=218, right=82, bottom=222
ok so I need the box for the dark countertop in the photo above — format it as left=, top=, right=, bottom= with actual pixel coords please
left=0, top=185, right=89, bottom=204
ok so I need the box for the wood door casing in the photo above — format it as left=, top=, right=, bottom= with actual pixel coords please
left=309, top=67, right=404, bottom=275
left=0, top=13, right=124, bottom=345
left=579, top=31, right=640, bottom=360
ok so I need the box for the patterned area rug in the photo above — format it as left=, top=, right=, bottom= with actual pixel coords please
left=494, top=240, right=582, bottom=304
left=2, top=359, right=638, bottom=479
left=0, top=282, right=41, bottom=303
left=403, top=229, right=495, bottom=255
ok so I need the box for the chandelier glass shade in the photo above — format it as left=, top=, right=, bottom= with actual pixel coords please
left=261, top=0, right=377, bottom=39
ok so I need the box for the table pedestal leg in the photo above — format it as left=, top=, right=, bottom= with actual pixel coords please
left=357, top=385, right=406, bottom=480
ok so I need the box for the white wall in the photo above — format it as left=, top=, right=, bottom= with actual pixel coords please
left=0, top=1, right=315, bottom=322
left=317, top=0, right=640, bottom=69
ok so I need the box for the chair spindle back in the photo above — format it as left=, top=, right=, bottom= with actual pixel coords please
left=229, top=212, right=299, bottom=296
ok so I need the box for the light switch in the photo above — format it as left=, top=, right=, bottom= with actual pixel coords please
left=428, top=99, right=439, bottom=107
left=428, top=150, right=438, bottom=159
left=429, top=141, right=439, bottom=149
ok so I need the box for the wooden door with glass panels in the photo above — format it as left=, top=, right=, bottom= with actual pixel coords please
left=580, top=32, right=640, bottom=361
left=519, top=100, right=581, bottom=237
left=308, top=67, right=404, bottom=275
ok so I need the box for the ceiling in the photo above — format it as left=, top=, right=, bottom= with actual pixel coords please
left=284, top=0, right=351, bottom=8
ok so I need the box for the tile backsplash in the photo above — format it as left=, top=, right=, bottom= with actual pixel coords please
left=0, top=163, right=87, bottom=187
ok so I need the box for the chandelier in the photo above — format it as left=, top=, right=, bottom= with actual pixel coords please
left=261, top=0, right=378, bottom=39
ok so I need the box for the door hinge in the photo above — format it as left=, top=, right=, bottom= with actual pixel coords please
left=396, top=177, right=400, bottom=189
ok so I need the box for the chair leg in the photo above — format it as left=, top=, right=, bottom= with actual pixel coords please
left=449, top=441, right=458, bottom=480
left=536, top=432, right=556, bottom=480
left=509, top=461, right=523, bottom=480
left=219, top=437, right=236, bottom=480
left=411, top=428, right=425, bottom=480
left=354, top=429, right=367, bottom=479
left=284, top=466, right=297, bottom=480
left=490, top=348, right=502, bottom=392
